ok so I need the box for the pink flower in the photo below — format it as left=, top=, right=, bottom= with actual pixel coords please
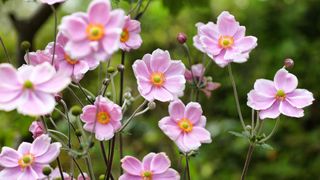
left=80, top=96, right=122, bottom=141
left=247, top=68, right=314, bottom=119
left=29, top=120, right=45, bottom=139
left=24, top=50, right=52, bottom=66
left=59, top=0, right=125, bottom=60
left=46, top=33, right=100, bottom=82
left=193, top=11, right=257, bottom=67
left=159, top=100, right=212, bottom=153
left=119, top=16, right=143, bottom=51
left=132, top=49, right=186, bottom=102
left=0, top=134, right=62, bottom=179
left=120, top=152, right=180, bottom=180
left=185, top=64, right=220, bottom=98
left=77, top=173, right=90, bottom=180
left=0, top=62, right=71, bottom=116
left=40, top=0, right=66, bottom=5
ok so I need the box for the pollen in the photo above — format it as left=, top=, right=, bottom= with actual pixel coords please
left=178, top=118, right=193, bottom=133
left=150, top=72, right=165, bottom=86
left=65, top=54, right=78, bottom=65
left=18, top=153, right=34, bottom=168
left=86, top=24, right=105, bottom=41
left=218, top=35, right=234, bottom=49
left=120, top=29, right=129, bottom=43
left=97, top=111, right=110, bottom=124
left=275, top=89, right=286, bottom=101
left=142, top=170, right=152, bottom=180
left=23, top=80, right=34, bottom=89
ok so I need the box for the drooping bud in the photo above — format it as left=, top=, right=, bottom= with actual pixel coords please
left=117, top=64, right=125, bottom=72
left=103, top=78, right=110, bottom=85
left=54, top=93, right=62, bottom=102
left=75, top=129, right=82, bottom=137
left=21, top=41, right=31, bottom=51
left=71, top=105, right=82, bottom=116
left=284, top=58, right=294, bottom=69
left=148, top=101, right=156, bottom=110
left=42, top=166, right=52, bottom=176
left=177, top=32, right=187, bottom=44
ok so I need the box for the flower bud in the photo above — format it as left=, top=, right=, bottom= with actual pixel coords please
left=107, top=66, right=116, bottom=73
left=124, top=91, right=132, bottom=100
left=284, top=58, right=294, bottom=69
left=99, top=175, right=105, bottom=180
left=21, top=41, right=31, bottom=51
left=42, top=166, right=52, bottom=176
left=54, top=93, right=62, bottom=102
left=71, top=105, right=82, bottom=116
left=177, top=32, right=187, bottom=44
left=245, top=125, right=252, bottom=131
left=75, top=129, right=82, bottom=137
left=117, top=64, right=125, bottom=72
left=206, top=76, right=213, bottom=82
left=148, top=101, right=156, bottom=110
left=103, top=78, right=110, bottom=85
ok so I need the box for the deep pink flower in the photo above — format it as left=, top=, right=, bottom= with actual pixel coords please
left=185, top=64, right=220, bottom=98
left=46, top=33, right=100, bottom=82
left=132, top=49, right=186, bottom=102
left=40, top=0, right=66, bottom=5
left=29, top=120, right=45, bottom=139
left=247, top=68, right=314, bottom=119
left=159, top=100, right=212, bottom=153
left=0, top=62, right=71, bottom=116
left=119, top=16, right=143, bottom=51
left=193, top=11, right=257, bottom=67
left=80, top=96, right=122, bottom=141
left=120, top=152, right=180, bottom=180
left=59, top=0, right=125, bottom=60
left=0, top=134, right=61, bottom=179
left=25, top=50, right=52, bottom=66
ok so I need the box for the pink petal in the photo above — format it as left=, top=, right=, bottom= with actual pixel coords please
left=195, top=116, right=206, bottom=127
left=199, top=36, right=222, bottom=56
left=212, top=50, right=230, bottom=68
left=189, top=127, right=212, bottom=143
left=34, top=142, right=61, bottom=164
left=235, top=36, right=257, bottom=52
left=80, top=105, right=97, bottom=123
left=150, top=153, right=171, bottom=174
left=253, top=79, right=277, bottom=97
left=95, top=124, right=115, bottom=141
left=163, top=75, right=186, bottom=94
left=102, top=30, right=121, bottom=55
left=36, top=70, right=71, bottom=94
left=65, top=40, right=92, bottom=59
left=125, top=34, right=142, bottom=49
left=30, top=62, right=55, bottom=85
left=180, top=133, right=201, bottom=153
left=279, top=100, right=304, bottom=118
left=159, top=117, right=182, bottom=141
left=164, top=61, right=185, bottom=77
left=274, top=68, right=298, bottom=93
left=152, top=168, right=180, bottom=180
left=127, top=19, right=141, bottom=32
left=17, top=167, right=38, bottom=180
left=168, top=100, right=185, bottom=121
left=17, top=142, right=32, bottom=155
left=150, top=49, right=171, bottom=72
left=30, top=134, right=51, bottom=157
left=60, top=16, right=87, bottom=41
left=142, top=153, right=156, bottom=171
left=247, top=90, right=275, bottom=110
left=199, top=22, right=219, bottom=40
left=286, top=89, right=314, bottom=108
left=0, top=167, right=20, bottom=179
left=57, top=61, right=74, bottom=77
left=152, top=87, right=174, bottom=102
left=105, top=9, right=125, bottom=28
left=0, top=147, right=20, bottom=168
left=217, top=11, right=239, bottom=36
left=193, top=35, right=205, bottom=52
left=259, top=101, right=281, bottom=119
left=0, top=63, right=21, bottom=88
left=233, top=26, right=246, bottom=40
left=184, top=102, right=203, bottom=124
left=137, top=77, right=153, bottom=96
left=73, top=61, right=89, bottom=81
left=119, top=174, right=141, bottom=180
left=133, top=60, right=151, bottom=77
left=121, top=156, right=143, bottom=176
left=88, top=0, right=111, bottom=25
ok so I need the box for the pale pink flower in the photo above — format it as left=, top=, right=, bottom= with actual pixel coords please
left=159, top=100, right=212, bottom=153
left=193, top=11, right=257, bottom=67
left=80, top=96, right=122, bottom=141
left=40, top=0, right=66, bottom=5
left=77, top=173, right=90, bottom=180
left=247, top=68, right=314, bottom=119
left=185, top=64, right=221, bottom=98
left=46, top=33, right=100, bottom=82
left=0, top=134, right=61, bottom=179
left=120, top=152, right=180, bottom=180
left=29, top=120, right=45, bottom=139
left=59, top=0, right=125, bottom=60
left=25, top=50, right=52, bottom=66
left=119, top=16, right=142, bottom=51
left=0, top=62, right=71, bottom=116
left=132, top=49, right=186, bottom=102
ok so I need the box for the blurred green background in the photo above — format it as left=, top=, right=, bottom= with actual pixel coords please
left=0, top=0, right=319, bottom=179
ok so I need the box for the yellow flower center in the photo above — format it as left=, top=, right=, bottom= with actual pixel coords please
left=150, top=72, right=165, bottom=86
left=97, top=111, right=110, bottom=124
left=218, top=35, right=234, bottom=48
left=18, top=153, right=34, bottom=168
left=142, top=171, right=152, bottom=180
left=65, top=54, right=78, bottom=65
left=86, top=24, right=105, bottom=41
left=120, top=29, right=129, bottom=43
left=23, top=80, right=34, bottom=89
left=178, top=118, right=193, bottom=133
left=275, top=89, right=286, bottom=101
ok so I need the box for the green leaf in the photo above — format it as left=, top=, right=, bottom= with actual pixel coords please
left=229, top=131, right=246, bottom=138
left=260, top=143, right=274, bottom=150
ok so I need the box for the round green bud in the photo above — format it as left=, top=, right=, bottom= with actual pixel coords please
left=75, top=129, right=82, bottom=137
left=148, top=101, right=156, bottom=110
left=42, top=166, right=52, bottom=176
left=71, top=105, right=82, bottom=116
left=107, top=66, right=116, bottom=73
left=21, top=41, right=31, bottom=51
left=99, top=174, right=105, bottom=180
left=106, top=92, right=112, bottom=98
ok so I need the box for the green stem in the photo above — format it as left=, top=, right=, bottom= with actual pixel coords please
left=185, top=154, right=191, bottom=180
left=50, top=5, right=57, bottom=65
left=241, top=144, right=255, bottom=180
left=119, top=100, right=148, bottom=132
left=259, top=117, right=280, bottom=143
left=0, top=36, right=11, bottom=63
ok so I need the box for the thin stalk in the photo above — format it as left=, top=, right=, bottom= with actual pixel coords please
left=0, top=36, right=11, bottom=63
left=251, top=109, right=255, bottom=135
left=119, top=50, right=126, bottom=172
left=60, top=100, right=72, bottom=148
left=50, top=5, right=57, bottom=65
left=85, top=155, right=95, bottom=180
left=119, top=100, right=148, bottom=132
left=241, top=144, right=255, bottom=180
left=100, top=141, right=109, bottom=167
left=73, top=158, right=86, bottom=180
left=259, top=117, right=280, bottom=143
left=105, top=136, right=116, bottom=180
left=227, top=64, right=246, bottom=130
left=56, top=157, right=65, bottom=180
left=76, top=82, right=94, bottom=104
left=67, top=87, right=85, bottom=107
left=185, top=154, right=191, bottom=180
